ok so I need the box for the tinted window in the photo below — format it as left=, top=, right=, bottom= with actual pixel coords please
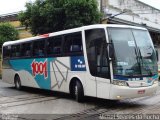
left=11, top=45, right=21, bottom=58
left=85, top=29, right=110, bottom=78
left=64, top=32, right=83, bottom=56
left=47, top=36, right=63, bottom=56
left=21, top=42, right=32, bottom=57
left=3, top=46, right=11, bottom=59
left=33, top=39, right=45, bottom=57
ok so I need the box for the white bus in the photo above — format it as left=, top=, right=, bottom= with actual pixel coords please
left=2, top=24, right=159, bottom=102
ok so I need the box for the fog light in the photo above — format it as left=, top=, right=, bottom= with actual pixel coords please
left=154, top=80, right=158, bottom=84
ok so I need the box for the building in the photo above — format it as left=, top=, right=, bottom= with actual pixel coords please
left=99, top=0, right=160, bottom=72
left=0, top=12, right=32, bottom=39
left=99, top=0, right=160, bottom=45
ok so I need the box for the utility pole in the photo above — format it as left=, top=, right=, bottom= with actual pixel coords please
left=100, top=0, right=103, bottom=13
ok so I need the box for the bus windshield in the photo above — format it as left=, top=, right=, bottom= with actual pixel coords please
left=108, top=28, right=158, bottom=77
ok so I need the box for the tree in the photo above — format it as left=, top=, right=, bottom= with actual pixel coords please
left=0, top=23, right=19, bottom=47
left=18, top=0, right=102, bottom=35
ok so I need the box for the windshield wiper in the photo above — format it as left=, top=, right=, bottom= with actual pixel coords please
left=134, top=47, right=142, bottom=75
left=137, top=48, right=153, bottom=76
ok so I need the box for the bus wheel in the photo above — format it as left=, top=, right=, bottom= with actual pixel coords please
left=14, top=75, right=22, bottom=90
left=73, top=80, right=84, bottom=102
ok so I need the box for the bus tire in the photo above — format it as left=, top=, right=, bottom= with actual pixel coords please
left=72, top=80, right=84, bottom=102
left=14, top=75, right=22, bottom=90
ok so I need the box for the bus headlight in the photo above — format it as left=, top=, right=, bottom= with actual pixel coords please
left=112, top=80, right=128, bottom=86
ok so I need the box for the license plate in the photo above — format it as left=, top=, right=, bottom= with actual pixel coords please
left=138, top=90, right=145, bottom=94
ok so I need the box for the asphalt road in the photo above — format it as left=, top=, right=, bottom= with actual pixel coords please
left=0, top=80, right=160, bottom=120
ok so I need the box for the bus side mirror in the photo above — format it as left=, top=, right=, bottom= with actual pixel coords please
left=154, top=45, right=159, bottom=61
left=156, top=49, right=159, bottom=61
left=108, top=43, right=115, bottom=61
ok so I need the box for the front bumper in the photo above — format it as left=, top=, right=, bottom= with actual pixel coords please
left=109, top=82, right=158, bottom=100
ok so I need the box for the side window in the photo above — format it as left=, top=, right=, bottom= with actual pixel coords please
left=64, top=32, right=83, bottom=56
left=85, top=29, right=110, bottom=79
left=47, top=36, right=62, bottom=56
left=11, top=45, right=21, bottom=58
left=21, top=43, right=32, bottom=57
left=33, top=39, right=45, bottom=57
left=3, top=46, right=11, bottom=59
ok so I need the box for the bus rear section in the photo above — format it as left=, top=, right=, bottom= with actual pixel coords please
left=2, top=30, right=87, bottom=102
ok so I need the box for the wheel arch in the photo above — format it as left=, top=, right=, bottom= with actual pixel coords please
left=69, top=76, right=85, bottom=95
left=14, top=72, right=21, bottom=84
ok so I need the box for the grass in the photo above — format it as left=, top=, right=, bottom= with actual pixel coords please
left=18, top=29, right=33, bottom=39
left=10, top=21, right=21, bottom=28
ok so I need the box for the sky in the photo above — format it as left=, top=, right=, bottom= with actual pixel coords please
left=0, top=0, right=35, bottom=15
left=139, top=0, right=160, bottom=9
left=0, top=0, right=160, bottom=15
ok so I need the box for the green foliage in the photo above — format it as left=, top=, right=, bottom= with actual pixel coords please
left=0, top=23, right=19, bottom=46
left=18, top=0, right=102, bottom=35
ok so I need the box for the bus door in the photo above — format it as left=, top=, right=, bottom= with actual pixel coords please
left=96, top=40, right=110, bottom=99
left=85, top=29, right=111, bottom=99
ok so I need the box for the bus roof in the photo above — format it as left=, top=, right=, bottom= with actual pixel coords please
left=3, top=24, right=147, bottom=46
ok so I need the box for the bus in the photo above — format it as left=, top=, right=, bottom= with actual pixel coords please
left=2, top=24, right=159, bottom=102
